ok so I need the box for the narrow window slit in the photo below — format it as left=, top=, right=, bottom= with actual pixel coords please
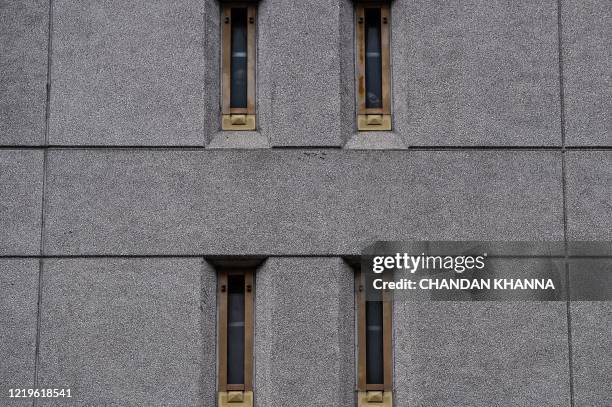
left=230, top=8, right=248, bottom=109
left=221, top=3, right=257, bottom=130
left=357, top=268, right=393, bottom=406
left=356, top=3, right=392, bottom=131
left=364, top=8, right=383, bottom=109
left=227, top=274, right=245, bottom=385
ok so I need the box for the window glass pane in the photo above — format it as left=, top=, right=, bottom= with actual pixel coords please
left=227, top=274, right=245, bottom=385
left=366, top=299, right=384, bottom=384
left=230, top=8, right=248, bottom=108
left=364, top=8, right=382, bottom=109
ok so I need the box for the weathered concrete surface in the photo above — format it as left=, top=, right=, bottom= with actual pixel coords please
left=202, top=0, right=220, bottom=144
left=566, top=151, right=612, bottom=240
left=0, top=150, right=44, bottom=255
left=37, top=258, right=216, bottom=406
left=255, top=257, right=354, bottom=406
left=393, top=302, right=570, bottom=406
left=562, top=0, right=612, bottom=146
left=258, top=0, right=354, bottom=146
left=49, top=0, right=208, bottom=146
left=570, top=302, right=612, bottom=406
left=0, top=259, right=38, bottom=406
left=43, top=150, right=564, bottom=255
left=0, top=0, right=48, bottom=145
left=391, top=0, right=560, bottom=146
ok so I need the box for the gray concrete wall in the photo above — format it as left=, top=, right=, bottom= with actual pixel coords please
left=42, top=149, right=563, bottom=255
left=0, top=0, right=48, bottom=145
left=255, top=258, right=354, bottom=407
left=394, top=302, right=571, bottom=406
left=0, top=259, right=38, bottom=406
left=34, top=258, right=216, bottom=407
left=0, top=0, right=610, bottom=406
left=391, top=0, right=562, bottom=147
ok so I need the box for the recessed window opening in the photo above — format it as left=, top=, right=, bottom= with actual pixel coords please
left=230, top=8, right=248, bottom=109
left=227, top=274, right=245, bottom=386
left=222, top=4, right=256, bottom=131
left=356, top=3, right=391, bottom=131
left=218, top=269, right=254, bottom=406
left=365, top=291, right=384, bottom=385
left=357, top=269, right=393, bottom=406
left=364, top=8, right=383, bottom=110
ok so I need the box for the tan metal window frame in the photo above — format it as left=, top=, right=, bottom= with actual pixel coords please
left=218, top=269, right=254, bottom=407
left=221, top=3, right=256, bottom=131
left=356, top=3, right=392, bottom=131
left=356, top=269, right=393, bottom=406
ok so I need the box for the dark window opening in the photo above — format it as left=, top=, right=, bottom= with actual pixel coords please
left=227, top=274, right=245, bottom=385
left=230, top=8, right=248, bottom=109
left=221, top=4, right=256, bottom=130
left=357, top=269, right=392, bottom=394
left=356, top=3, right=391, bottom=131
left=364, top=8, right=383, bottom=109
left=218, top=269, right=253, bottom=394
left=365, top=297, right=384, bottom=384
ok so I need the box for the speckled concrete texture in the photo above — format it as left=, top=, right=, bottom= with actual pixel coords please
left=258, top=0, right=354, bottom=146
left=36, top=258, right=215, bottom=407
left=207, top=131, right=270, bottom=149
left=1, top=0, right=610, bottom=404
left=0, top=150, right=44, bottom=255
left=568, top=258, right=612, bottom=301
left=0, top=259, right=38, bottom=406
left=570, top=302, right=612, bottom=406
left=254, top=257, right=354, bottom=407
left=199, top=259, right=218, bottom=407
left=344, top=131, right=407, bottom=149
left=562, top=0, right=612, bottom=146
left=48, top=0, right=207, bottom=146
left=566, top=151, right=612, bottom=240
left=391, top=0, right=561, bottom=146
left=43, top=150, right=563, bottom=255
left=393, top=302, right=570, bottom=406
left=203, top=0, right=220, bottom=144
left=0, top=0, right=48, bottom=145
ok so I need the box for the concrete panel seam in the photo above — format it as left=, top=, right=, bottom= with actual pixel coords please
left=4, top=145, right=612, bottom=151
left=32, top=1, right=54, bottom=404
left=557, top=0, right=575, bottom=404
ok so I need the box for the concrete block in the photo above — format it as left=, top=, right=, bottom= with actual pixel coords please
left=0, top=150, right=44, bottom=255
left=0, top=0, right=49, bottom=145
left=570, top=302, right=612, bottom=406
left=562, top=0, right=612, bottom=146
left=43, top=150, right=563, bottom=255
left=0, top=259, right=38, bottom=406
left=258, top=0, right=353, bottom=146
left=0, top=0, right=48, bottom=145
left=393, top=302, right=570, bottom=406
left=392, top=0, right=560, bottom=146
left=37, top=258, right=216, bottom=406
left=568, top=258, right=612, bottom=301
left=203, top=0, right=220, bottom=143
left=254, top=257, right=354, bottom=406
left=49, top=0, right=209, bottom=146
left=566, top=151, right=612, bottom=240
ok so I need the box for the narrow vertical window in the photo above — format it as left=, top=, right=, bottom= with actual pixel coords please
left=356, top=3, right=391, bottom=131
left=357, top=270, right=393, bottom=406
left=218, top=270, right=254, bottom=407
left=364, top=8, right=383, bottom=110
left=229, top=8, right=248, bottom=110
left=222, top=4, right=256, bottom=131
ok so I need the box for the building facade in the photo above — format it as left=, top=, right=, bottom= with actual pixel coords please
left=0, top=0, right=611, bottom=406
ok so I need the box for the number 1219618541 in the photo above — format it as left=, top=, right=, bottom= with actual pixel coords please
left=9, top=388, right=72, bottom=398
